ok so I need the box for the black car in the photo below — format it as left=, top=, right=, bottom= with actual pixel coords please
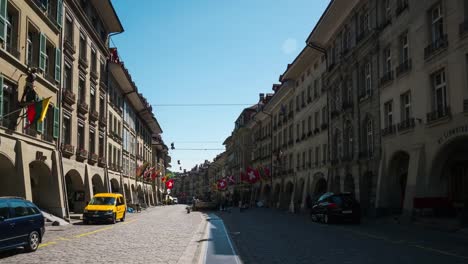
left=0, top=197, right=45, bottom=252
left=311, top=192, right=360, bottom=224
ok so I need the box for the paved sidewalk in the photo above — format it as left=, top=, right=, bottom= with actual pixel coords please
left=0, top=205, right=205, bottom=264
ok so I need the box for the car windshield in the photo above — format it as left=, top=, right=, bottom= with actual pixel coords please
left=89, top=197, right=115, bottom=205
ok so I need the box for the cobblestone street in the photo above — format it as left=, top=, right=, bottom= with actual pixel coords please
left=218, top=208, right=468, bottom=264
left=0, top=205, right=204, bottom=264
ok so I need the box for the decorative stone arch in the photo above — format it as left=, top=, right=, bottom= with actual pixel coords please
left=65, top=169, right=88, bottom=214
left=312, top=174, right=327, bottom=201
left=273, top=182, right=281, bottom=208
left=280, top=181, right=294, bottom=210
left=429, top=135, right=468, bottom=204
left=0, top=152, right=21, bottom=197
left=92, top=174, right=106, bottom=195
left=110, top=178, right=120, bottom=194
left=30, top=160, right=60, bottom=213
left=124, top=183, right=131, bottom=203
left=294, top=177, right=306, bottom=207
left=261, top=184, right=271, bottom=206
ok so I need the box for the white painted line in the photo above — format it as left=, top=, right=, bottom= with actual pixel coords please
left=216, top=214, right=242, bottom=264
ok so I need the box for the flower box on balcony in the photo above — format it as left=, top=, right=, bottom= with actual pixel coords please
left=426, top=107, right=451, bottom=123
left=76, top=148, right=88, bottom=161
left=89, top=110, right=99, bottom=121
left=424, top=35, right=448, bottom=60
left=64, top=38, right=76, bottom=55
left=88, top=153, right=98, bottom=164
left=62, top=144, right=74, bottom=158
left=78, top=102, right=89, bottom=114
left=99, top=115, right=107, bottom=127
left=79, top=57, right=89, bottom=70
left=396, top=59, right=412, bottom=77
left=397, top=118, right=415, bottom=132
left=98, top=157, right=106, bottom=168
left=62, top=89, right=76, bottom=106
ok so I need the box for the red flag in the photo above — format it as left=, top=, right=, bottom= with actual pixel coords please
left=217, top=179, right=227, bottom=190
left=151, top=168, right=160, bottom=180
left=227, top=175, right=235, bottom=185
left=246, top=167, right=260, bottom=184
left=166, top=179, right=174, bottom=189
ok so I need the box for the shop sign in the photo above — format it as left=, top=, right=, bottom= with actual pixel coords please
left=437, top=124, right=468, bottom=144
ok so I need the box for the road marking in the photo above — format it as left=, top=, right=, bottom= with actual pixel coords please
left=413, top=245, right=468, bottom=260
left=74, top=226, right=114, bottom=238
left=339, top=227, right=468, bottom=260
left=38, top=242, right=57, bottom=248
left=122, top=219, right=138, bottom=225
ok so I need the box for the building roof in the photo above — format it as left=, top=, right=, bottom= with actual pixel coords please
left=90, top=0, right=124, bottom=34
left=108, top=48, right=162, bottom=135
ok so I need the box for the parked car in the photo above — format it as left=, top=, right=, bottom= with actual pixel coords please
left=82, top=193, right=126, bottom=224
left=0, top=197, right=45, bottom=252
left=311, top=192, right=361, bottom=224
left=173, top=198, right=178, bottom=204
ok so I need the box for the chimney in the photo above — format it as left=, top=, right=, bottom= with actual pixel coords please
left=259, top=93, right=265, bottom=102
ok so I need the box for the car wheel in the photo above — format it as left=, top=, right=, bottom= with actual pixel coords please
left=121, top=212, right=125, bottom=222
left=25, top=231, right=40, bottom=252
left=112, top=213, right=117, bottom=224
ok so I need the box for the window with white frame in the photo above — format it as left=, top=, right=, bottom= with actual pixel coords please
left=430, top=4, right=444, bottom=42
left=384, top=47, right=392, bottom=74
left=432, top=69, right=447, bottom=113
left=400, top=92, right=411, bottom=121
left=384, top=100, right=393, bottom=128
left=400, top=33, right=409, bottom=63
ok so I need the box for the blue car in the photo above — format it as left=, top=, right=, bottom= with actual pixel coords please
left=0, top=197, right=45, bottom=252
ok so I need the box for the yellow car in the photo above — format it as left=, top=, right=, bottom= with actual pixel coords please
left=82, top=193, right=126, bottom=224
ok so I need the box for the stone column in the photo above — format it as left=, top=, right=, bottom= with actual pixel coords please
left=401, top=144, right=424, bottom=223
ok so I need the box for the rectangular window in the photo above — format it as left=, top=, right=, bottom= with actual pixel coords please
left=384, top=100, right=393, bottom=127
left=90, top=87, right=96, bottom=112
left=432, top=69, right=447, bottom=113
left=91, top=48, right=97, bottom=73
left=431, top=4, right=444, bottom=42
left=89, top=129, right=95, bottom=154
left=400, top=33, right=409, bottom=63
left=384, top=47, right=391, bottom=74
left=77, top=123, right=84, bottom=149
left=322, top=144, right=327, bottom=163
left=400, top=92, right=411, bottom=121
left=79, top=32, right=86, bottom=60
left=78, top=78, right=85, bottom=104
left=64, top=15, right=73, bottom=42
left=62, top=115, right=71, bottom=144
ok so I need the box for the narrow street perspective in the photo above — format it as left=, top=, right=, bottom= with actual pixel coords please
left=1, top=0, right=468, bottom=263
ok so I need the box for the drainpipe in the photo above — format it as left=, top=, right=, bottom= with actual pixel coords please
left=57, top=17, right=71, bottom=222
left=104, top=31, right=124, bottom=195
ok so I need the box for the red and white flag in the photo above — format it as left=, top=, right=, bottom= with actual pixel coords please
left=217, top=179, right=227, bottom=190
left=246, top=167, right=260, bottom=184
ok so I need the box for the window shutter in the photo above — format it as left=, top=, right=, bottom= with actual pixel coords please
left=0, top=0, right=6, bottom=42
left=0, top=73, right=3, bottom=119
left=39, top=33, right=46, bottom=71
left=37, top=120, right=44, bottom=133
left=53, top=106, right=59, bottom=138
left=56, top=0, right=63, bottom=28
left=55, top=48, right=61, bottom=82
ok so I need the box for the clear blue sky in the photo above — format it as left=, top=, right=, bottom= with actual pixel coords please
left=111, top=0, right=330, bottom=172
